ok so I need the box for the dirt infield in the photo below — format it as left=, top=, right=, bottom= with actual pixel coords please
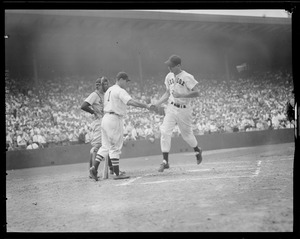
left=6, top=143, right=294, bottom=232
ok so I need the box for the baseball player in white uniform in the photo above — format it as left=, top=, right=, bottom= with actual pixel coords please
left=153, top=55, right=203, bottom=172
left=81, top=77, right=115, bottom=178
left=89, top=72, right=152, bottom=181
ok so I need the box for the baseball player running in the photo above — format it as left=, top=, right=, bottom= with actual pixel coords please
left=81, top=77, right=115, bottom=178
left=153, top=55, right=203, bottom=172
left=89, top=72, right=152, bottom=181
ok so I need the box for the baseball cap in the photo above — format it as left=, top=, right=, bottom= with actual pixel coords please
left=165, top=55, right=181, bottom=67
left=116, top=72, right=130, bottom=81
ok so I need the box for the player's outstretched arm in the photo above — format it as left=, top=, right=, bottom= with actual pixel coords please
left=127, top=99, right=150, bottom=109
left=154, top=89, right=170, bottom=106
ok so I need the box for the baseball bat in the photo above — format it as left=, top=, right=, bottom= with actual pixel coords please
left=102, top=156, right=109, bottom=179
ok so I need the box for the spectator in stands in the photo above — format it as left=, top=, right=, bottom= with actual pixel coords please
left=53, top=133, right=61, bottom=145
left=16, top=131, right=27, bottom=149
left=130, top=125, right=138, bottom=140
left=6, top=132, right=13, bottom=148
left=5, top=69, right=293, bottom=150
left=136, top=124, right=145, bottom=140
left=26, top=139, right=39, bottom=150
left=68, top=130, right=79, bottom=145
left=78, top=128, right=86, bottom=144
left=145, top=124, right=154, bottom=140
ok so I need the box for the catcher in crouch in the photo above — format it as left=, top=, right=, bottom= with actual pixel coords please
left=151, top=54, right=203, bottom=172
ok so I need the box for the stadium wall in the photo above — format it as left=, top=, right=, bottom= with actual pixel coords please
left=6, top=129, right=294, bottom=170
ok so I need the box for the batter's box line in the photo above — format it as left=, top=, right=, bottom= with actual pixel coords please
left=139, top=175, right=253, bottom=185
left=116, top=174, right=254, bottom=186
left=116, top=167, right=258, bottom=186
left=116, top=176, right=142, bottom=186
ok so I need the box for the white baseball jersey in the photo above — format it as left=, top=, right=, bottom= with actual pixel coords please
left=103, top=84, right=132, bottom=116
left=84, top=90, right=104, bottom=119
left=161, top=70, right=199, bottom=153
left=165, top=70, right=198, bottom=106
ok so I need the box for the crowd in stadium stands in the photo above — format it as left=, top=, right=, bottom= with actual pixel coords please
left=5, top=69, right=294, bottom=151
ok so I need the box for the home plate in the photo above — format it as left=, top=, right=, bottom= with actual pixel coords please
left=187, top=169, right=211, bottom=172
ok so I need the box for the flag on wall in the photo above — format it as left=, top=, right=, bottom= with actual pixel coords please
left=236, top=63, right=248, bottom=73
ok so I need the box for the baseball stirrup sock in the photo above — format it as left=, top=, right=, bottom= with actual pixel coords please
left=162, top=152, right=169, bottom=163
left=95, top=154, right=104, bottom=162
left=95, top=154, right=104, bottom=171
left=108, top=155, right=113, bottom=168
left=193, top=146, right=200, bottom=153
left=111, top=158, right=119, bottom=176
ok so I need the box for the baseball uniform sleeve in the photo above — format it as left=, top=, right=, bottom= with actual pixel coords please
left=119, top=89, right=132, bottom=105
left=84, top=92, right=98, bottom=105
left=164, top=72, right=172, bottom=90
left=185, top=74, right=198, bottom=91
left=165, top=78, right=169, bottom=90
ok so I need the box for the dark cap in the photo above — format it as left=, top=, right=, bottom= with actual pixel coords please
left=165, top=55, right=181, bottom=67
left=116, top=72, right=130, bottom=81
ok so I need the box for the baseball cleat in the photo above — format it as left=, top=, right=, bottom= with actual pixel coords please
left=110, top=169, right=125, bottom=176
left=118, top=170, right=126, bottom=176
left=158, top=162, right=170, bottom=172
left=89, top=174, right=100, bottom=179
left=196, top=149, right=203, bottom=165
left=89, top=167, right=98, bottom=181
left=113, top=173, right=130, bottom=180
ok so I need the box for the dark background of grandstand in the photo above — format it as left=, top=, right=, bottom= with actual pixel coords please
left=5, top=10, right=291, bottom=81
left=4, top=10, right=295, bottom=152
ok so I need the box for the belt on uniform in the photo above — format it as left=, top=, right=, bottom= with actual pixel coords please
left=171, top=102, right=186, bottom=108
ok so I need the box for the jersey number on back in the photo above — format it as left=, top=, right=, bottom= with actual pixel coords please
left=107, top=90, right=111, bottom=102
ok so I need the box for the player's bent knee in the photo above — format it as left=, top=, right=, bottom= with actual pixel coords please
left=90, top=145, right=101, bottom=154
left=160, top=127, right=172, bottom=137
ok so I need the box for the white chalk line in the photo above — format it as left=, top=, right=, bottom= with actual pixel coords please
left=252, top=160, right=262, bottom=177
left=116, top=176, right=142, bottom=186
left=186, top=169, right=211, bottom=172
left=176, top=157, right=293, bottom=166
left=140, top=175, right=252, bottom=185
left=116, top=174, right=253, bottom=186
left=116, top=157, right=292, bottom=186
left=175, top=161, right=253, bottom=167
left=281, top=157, right=294, bottom=161
left=185, top=167, right=256, bottom=172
